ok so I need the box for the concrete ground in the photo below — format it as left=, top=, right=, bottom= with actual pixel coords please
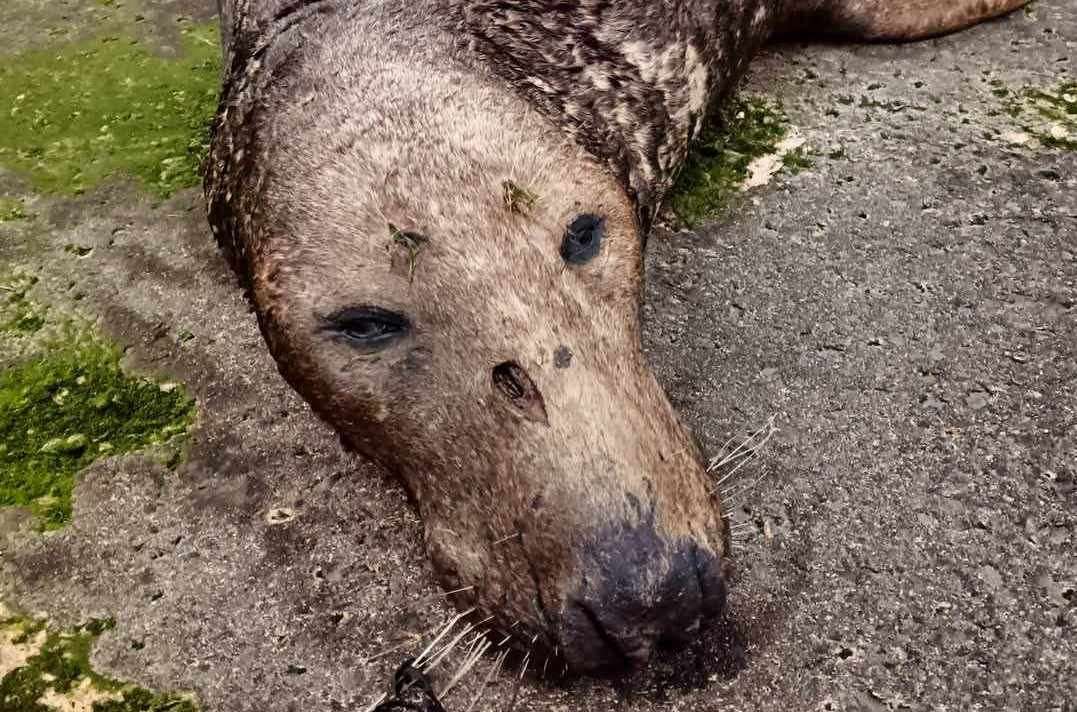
left=1, top=1, right=1074, bottom=711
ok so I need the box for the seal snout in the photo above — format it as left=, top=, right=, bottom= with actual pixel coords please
left=558, top=525, right=727, bottom=674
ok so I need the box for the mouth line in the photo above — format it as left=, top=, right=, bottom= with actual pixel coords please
left=518, top=530, right=558, bottom=644
left=576, top=600, right=632, bottom=672
left=692, top=544, right=711, bottom=614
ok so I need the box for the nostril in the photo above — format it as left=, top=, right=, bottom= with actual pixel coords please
left=492, top=360, right=548, bottom=424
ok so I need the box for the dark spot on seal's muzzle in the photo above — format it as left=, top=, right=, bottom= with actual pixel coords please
left=558, top=520, right=727, bottom=674
left=553, top=345, right=573, bottom=368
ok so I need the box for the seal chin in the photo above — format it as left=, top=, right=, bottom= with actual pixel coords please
left=555, top=530, right=728, bottom=675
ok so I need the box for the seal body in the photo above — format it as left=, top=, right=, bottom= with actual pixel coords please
left=206, top=0, right=1028, bottom=673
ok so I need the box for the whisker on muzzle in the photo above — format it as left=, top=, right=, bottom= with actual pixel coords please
left=365, top=607, right=507, bottom=712
left=708, top=414, right=778, bottom=499
left=464, top=649, right=508, bottom=712
left=359, top=414, right=781, bottom=711
left=438, top=632, right=493, bottom=698
left=413, top=608, right=476, bottom=669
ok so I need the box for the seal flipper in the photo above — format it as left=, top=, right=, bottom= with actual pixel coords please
left=782, top=0, right=1030, bottom=41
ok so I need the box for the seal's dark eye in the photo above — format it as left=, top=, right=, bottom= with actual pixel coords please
left=560, top=214, right=604, bottom=264
left=324, top=306, right=410, bottom=350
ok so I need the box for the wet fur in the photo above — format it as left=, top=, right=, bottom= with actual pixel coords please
left=205, top=0, right=1028, bottom=670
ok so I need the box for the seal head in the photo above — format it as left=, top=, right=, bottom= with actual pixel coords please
left=207, top=2, right=730, bottom=673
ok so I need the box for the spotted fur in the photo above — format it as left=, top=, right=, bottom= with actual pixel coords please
left=461, top=0, right=776, bottom=231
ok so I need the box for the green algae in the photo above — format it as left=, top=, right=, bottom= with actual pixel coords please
left=0, top=199, right=30, bottom=223
left=0, top=273, right=46, bottom=336
left=502, top=180, right=539, bottom=214
left=782, top=145, right=815, bottom=174
left=0, top=21, right=220, bottom=197
left=1000, top=79, right=1076, bottom=151
left=388, top=224, right=429, bottom=283
left=0, top=615, right=198, bottom=712
left=0, top=325, right=195, bottom=529
left=670, top=97, right=798, bottom=228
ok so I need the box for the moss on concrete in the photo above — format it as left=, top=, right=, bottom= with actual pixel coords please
left=1001, top=79, right=1076, bottom=150
left=0, top=273, right=46, bottom=336
left=0, top=614, right=198, bottom=711
left=669, top=97, right=798, bottom=228
left=0, top=318, right=195, bottom=529
left=0, top=199, right=30, bottom=224
left=782, top=145, right=815, bottom=174
left=0, top=21, right=220, bottom=197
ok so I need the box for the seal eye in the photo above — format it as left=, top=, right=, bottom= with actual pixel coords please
left=560, top=214, right=604, bottom=264
left=325, top=306, right=410, bottom=350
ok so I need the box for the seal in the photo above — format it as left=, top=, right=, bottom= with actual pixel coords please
left=204, top=0, right=1028, bottom=674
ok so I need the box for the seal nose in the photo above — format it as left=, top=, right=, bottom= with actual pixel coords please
left=558, top=526, right=726, bottom=674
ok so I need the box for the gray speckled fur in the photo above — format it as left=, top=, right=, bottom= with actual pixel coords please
left=207, top=0, right=1029, bottom=258
left=207, top=0, right=779, bottom=272
left=459, top=0, right=778, bottom=228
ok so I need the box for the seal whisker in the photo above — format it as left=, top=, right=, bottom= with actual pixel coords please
left=397, top=586, right=477, bottom=617
left=438, top=634, right=493, bottom=699
left=465, top=650, right=508, bottom=712
left=422, top=622, right=481, bottom=673
left=362, top=636, right=420, bottom=665
left=501, top=651, right=530, bottom=712
left=413, top=608, right=474, bottom=668
left=361, top=692, right=388, bottom=712
left=492, top=532, right=522, bottom=545
left=710, top=432, right=742, bottom=465
left=708, top=451, right=760, bottom=495
left=710, top=416, right=777, bottom=466
left=722, top=471, right=771, bottom=504
left=707, top=415, right=778, bottom=489
left=461, top=628, right=492, bottom=655
left=441, top=585, right=476, bottom=597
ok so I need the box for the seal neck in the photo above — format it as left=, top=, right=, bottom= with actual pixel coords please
left=460, top=0, right=785, bottom=228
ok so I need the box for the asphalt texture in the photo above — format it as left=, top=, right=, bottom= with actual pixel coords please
left=2, top=1, right=1075, bottom=711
